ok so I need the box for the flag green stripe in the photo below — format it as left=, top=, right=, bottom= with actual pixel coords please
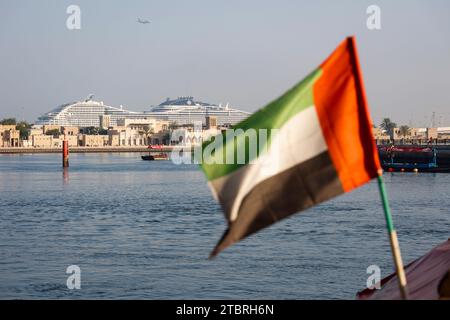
left=201, top=67, right=323, bottom=181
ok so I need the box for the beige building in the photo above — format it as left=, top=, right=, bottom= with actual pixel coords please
left=426, top=128, right=438, bottom=140
left=375, top=126, right=447, bottom=144
left=64, top=135, right=78, bottom=147
left=372, top=127, right=390, bottom=143
left=0, top=125, right=18, bottom=147
left=205, top=116, right=217, bottom=130
left=21, top=139, right=32, bottom=147
left=148, top=131, right=170, bottom=145
left=170, top=123, right=220, bottom=146
left=31, top=134, right=53, bottom=148
left=107, top=118, right=170, bottom=146
left=29, top=127, right=44, bottom=136
left=99, top=115, right=111, bottom=129
left=116, top=118, right=169, bottom=133
left=27, top=125, right=79, bottom=148
left=108, top=130, right=121, bottom=146
left=42, top=125, right=61, bottom=135
left=62, top=126, right=79, bottom=136
left=80, top=134, right=108, bottom=147
left=29, top=126, right=53, bottom=148
left=30, top=134, right=78, bottom=148
left=2, top=128, right=20, bottom=147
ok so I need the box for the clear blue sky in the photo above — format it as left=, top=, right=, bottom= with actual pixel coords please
left=1, top=0, right=449, bottom=127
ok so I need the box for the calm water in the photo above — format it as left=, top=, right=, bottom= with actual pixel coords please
left=0, top=153, right=449, bottom=299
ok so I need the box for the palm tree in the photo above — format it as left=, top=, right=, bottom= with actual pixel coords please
left=15, top=121, right=32, bottom=140
left=140, top=125, right=154, bottom=145
left=399, top=125, right=410, bottom=138
left=379, top=118, right=397, bottom=136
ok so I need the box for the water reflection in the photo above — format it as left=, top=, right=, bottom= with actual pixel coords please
left=63, top=167, right=69, bottom=184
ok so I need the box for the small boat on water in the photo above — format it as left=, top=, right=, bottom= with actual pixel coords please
left=141, top=153, right=169, bottom=161
left=141, top=145, right=169, bottom=161
left=357, top=238, right=450, bottom=300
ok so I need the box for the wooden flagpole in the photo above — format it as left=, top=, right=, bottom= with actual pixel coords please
left=348, top=36, right=409, bottom=299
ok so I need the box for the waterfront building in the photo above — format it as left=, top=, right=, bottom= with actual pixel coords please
left=29, top=127, right=44, bottom=136
left=62, top=126, right=79, bottom=136
left=107, top=118, right=170, bottom=147
left=30, top=134, right=67, bottom=148
left=148, top=131, right=170, bottom=145
left=426, top=128, right=438, bottom=140
left=205, top=115, right=217, bottom=130
left=116, top=118, right=169, bottom=134
left=21, top=140, right=32, bottom=147
left=27, top=126, right=78, bottom=148
left=67, top=135, right=78, bottom=147
left=170, top=125, right=203, bottom=146
left=3, top=129, right=20, bottom=147
left=169, top=121, right=220, bottom=147
left=99, top=115, right=111, bottom=129
left=80, top=135, right=108, bottom=147
left=31, top=134, right=52, bottom=148
left=374, top=126, right=450, bottom=145
left=107, top=129, right=121, bottom=147
left=372, top=127, right=390, bottom=144
left=0, top=125, right=18, bottom=147
left=42, top=125, right=62, bottom=135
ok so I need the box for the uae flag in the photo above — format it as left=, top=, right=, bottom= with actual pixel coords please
left=201, top=37, right=381, bottom=258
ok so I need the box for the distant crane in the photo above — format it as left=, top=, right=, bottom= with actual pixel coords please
left=137, top=18, right=150, bottom=24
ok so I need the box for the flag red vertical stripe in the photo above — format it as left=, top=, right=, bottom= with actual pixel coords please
left=313, top=37, right=381, bottom=192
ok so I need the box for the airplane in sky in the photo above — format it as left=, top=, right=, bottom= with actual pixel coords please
left=137, top=18, right=150, bottom=24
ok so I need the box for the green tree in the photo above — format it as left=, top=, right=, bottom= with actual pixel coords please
left=82, top=127, right=95, bottom=135
left=0, top=118, right=16, bottom=125
left=379, top=118, right=397, bottom=136
left=82, top=127, right=107, bottom=135
left=398, top=125, right=411, bottom=138
left=139, top=125, right=154, bottom=144
left=15, top=121, right=32, bottom=140
left=144, top=125, right=154, bottom=136
left=46, top=129, right=60, bottom=137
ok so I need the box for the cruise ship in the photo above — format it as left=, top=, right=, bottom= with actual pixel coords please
left=146, top=96, right=251, bottom=126
left=35, top=95, right=146, bottom=127
left=36, top=95, right=251, bottom=127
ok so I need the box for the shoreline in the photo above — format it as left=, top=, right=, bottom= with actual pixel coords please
left=2, top=144, right=450, bottom=154
left=0, top=146, right=177, bottom=154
